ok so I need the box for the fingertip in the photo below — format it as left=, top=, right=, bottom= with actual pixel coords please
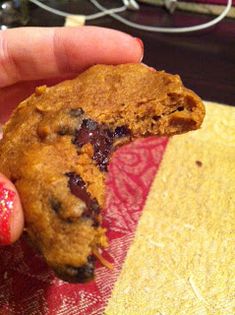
left=54, top=26, right=144, bottom=73
left=1, top=26, right=144, bottom=87
left=133, top=37, right=144, bottom=62
left=115, top=33, right=144, bottom=63
left=0, top=173, right=24, bottom=245
left=102, top=29, right=144, bottom=63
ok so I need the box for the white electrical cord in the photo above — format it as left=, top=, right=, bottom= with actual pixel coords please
left=90, top=0, right=232, bottom=33
left=29, top=0, right=232, bottom=33
left=29, top=0, right=127, bottom=20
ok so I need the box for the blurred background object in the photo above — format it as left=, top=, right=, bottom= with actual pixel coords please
left=0, top=0, right=29, bottom=29
left=2, top=1, right=233, bottom=29
left=140, top=0, right=235, bottom=17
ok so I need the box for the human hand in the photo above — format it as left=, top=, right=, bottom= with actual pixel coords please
left=0, top=26, right=143, bottom=245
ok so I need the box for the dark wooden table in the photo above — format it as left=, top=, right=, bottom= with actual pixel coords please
left=27, top=0, right=235, bottom=105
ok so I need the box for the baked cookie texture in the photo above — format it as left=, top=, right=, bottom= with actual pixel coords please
left=0, top=64, right=205, bottom=282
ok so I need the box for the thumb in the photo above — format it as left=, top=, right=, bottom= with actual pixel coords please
left=0, top=173, right=24, bottom=245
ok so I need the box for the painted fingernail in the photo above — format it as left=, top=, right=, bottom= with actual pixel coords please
left=135, top=37, right=144, bottom=62
left=0, top=183, right=15, bottom=245
left=135, top=37, right=144, bottom=50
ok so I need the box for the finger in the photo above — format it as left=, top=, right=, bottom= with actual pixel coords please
left=0, top=173, right=24, bottom=245
left=0, top=26, right=144, bottom=87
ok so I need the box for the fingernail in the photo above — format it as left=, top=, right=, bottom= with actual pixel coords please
left=135, top=37, right=144, bottom=50
left=0, top=183, right=15, bottom=245
left=135, top=37, right=144, bottom=62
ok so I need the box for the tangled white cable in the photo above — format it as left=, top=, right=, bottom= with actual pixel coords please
left=29, top=0, right=127, bottom=20
left=29, top=0, right=232, bottom=33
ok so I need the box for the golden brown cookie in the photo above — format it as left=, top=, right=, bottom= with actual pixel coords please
left=0, top=64, right=205, bottom=282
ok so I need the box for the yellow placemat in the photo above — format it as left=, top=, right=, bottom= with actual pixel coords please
left=105, top=102, right=235, bottom=315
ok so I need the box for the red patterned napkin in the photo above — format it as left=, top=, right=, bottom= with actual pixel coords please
left=0, top=137, right=168, bottom=315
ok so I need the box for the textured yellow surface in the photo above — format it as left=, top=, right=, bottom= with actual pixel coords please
left=105, top=102, right=235, bottom=315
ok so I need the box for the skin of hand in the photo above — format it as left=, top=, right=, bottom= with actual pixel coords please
left=0, top=26, right=144, bottom=245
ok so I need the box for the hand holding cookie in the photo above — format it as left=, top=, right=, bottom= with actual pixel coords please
left=0, top=26, right=143, bottom=246
left=0, top=26, right=205, bottom=282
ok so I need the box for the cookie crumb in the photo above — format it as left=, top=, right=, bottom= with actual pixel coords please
left=35, top=85, right=47, bottom=96
left=195, top=160, right=202, bottom=167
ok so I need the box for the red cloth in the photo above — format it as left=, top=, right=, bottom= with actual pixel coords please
left=0, top=137, right=168, bottom=315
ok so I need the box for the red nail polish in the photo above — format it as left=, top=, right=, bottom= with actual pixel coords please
left=135, top=37, right=144, bottom=62
left=0, top=183, right=15, bottom=245
left=135, top=37, right=144, bottom=50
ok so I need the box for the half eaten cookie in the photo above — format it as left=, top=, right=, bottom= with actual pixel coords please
left=0, top=64, right=205, bottom=282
